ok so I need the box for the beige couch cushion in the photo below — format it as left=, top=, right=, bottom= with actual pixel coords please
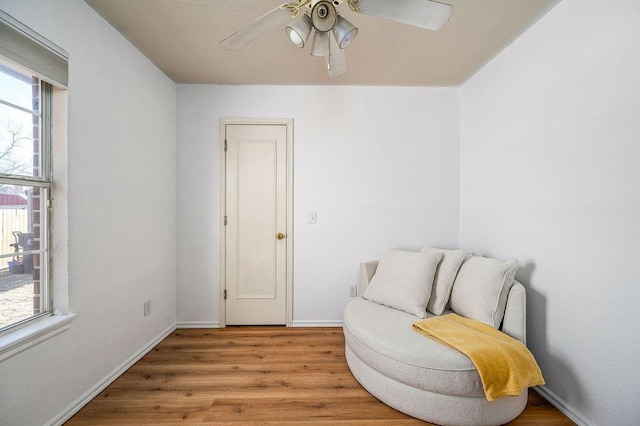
left=420, top=247, right=465, bottom=315
left=362, top=250, right=442, bottom=319
left=343, top=298, right=484, bottom=397
left=449, top=256, right=519, bottom=328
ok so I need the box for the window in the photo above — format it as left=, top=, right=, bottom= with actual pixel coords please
left=0, top=11, right=69, bottom=352
left=0, top=62, right=51, bottom=334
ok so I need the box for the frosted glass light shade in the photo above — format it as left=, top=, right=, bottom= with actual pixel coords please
left=286, top=14, right=313, bottom=47
left=311, top=30, right=330, bottom=57
left=332, top=16, right=358, bottom=48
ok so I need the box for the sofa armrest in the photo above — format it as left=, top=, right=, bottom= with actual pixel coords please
left=359, top=260, right=379, bottom=295
left=501, top=281, right=526, bottom=344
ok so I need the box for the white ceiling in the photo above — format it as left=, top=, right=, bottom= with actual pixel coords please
left=84, top=0, right=561, bottom=86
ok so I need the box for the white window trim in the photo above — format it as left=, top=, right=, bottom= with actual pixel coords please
left=0, top=313, right=75, bottom=362
left=0, top=8, right=71, bottom=357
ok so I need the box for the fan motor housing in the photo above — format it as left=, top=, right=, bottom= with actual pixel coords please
left=312, top=0, right=337, bottom=32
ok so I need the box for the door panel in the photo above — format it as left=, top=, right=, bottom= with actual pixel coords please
left=225, top=124, right=287, bottom=325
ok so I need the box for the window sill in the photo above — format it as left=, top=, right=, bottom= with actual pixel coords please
left=0, top=313, right=76, bottom=362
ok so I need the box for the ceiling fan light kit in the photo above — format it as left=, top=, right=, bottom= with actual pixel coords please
left=221, top=0, right=452, bottom=77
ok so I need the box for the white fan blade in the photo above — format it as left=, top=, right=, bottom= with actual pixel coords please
left=354, top=0, right=452, bottom=31
left=221, top=3, right=294, bottom=51
left=324, top=32, right=347, bottom=77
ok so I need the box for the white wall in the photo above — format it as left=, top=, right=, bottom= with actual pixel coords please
left=177, top=85, right=460, bottom=325
left=12, top=0, right=635, bottom=424
left=0, top=1, right=176, bottom=424
left=460, top=0, right=640, bottom=424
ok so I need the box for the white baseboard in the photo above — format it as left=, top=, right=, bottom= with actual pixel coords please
left=46, top=323, right=176, bottom=426
left=534, top=385, right=594, bottom=426
left=176, top=321, right=221, bottom=328
left=291, top=320, right=343, bottom=327
left=179, top=320, right=339, bottom=328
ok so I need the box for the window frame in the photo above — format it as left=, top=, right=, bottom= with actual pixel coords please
left=0, top=9, right=71, bottom=357
left=0, top=66, right=53, bottom=336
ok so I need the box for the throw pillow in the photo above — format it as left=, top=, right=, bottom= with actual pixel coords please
left=449, top=256, right=519, bottom=328
left=420, top=247, right=466, bottom=315
left=362, top=250, right=442, bottom=319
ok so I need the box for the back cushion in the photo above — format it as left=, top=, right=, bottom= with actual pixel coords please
left=420, top=247, right=465, bottom=315
left=449, top=256, right=519, bottom=328
left=362, top=250, right=442, bottom=319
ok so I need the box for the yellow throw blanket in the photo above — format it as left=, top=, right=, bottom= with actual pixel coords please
left=412, top=314, right=544, bottom=401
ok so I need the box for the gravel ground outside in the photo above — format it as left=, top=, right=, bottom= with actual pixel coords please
left=0, top=272, right=35, bottom=328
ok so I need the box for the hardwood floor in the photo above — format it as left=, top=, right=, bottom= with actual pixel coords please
left=67, top=327, right=574, bottom=425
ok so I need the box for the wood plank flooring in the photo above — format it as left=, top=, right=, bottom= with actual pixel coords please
left=67, top=327, right=574, bottom=425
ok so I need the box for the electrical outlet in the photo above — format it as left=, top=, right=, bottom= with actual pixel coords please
left=309, top=211, right=317, bottom=224
left=349, top=285, right=358, bottom=297
left=144, top=300, right=151, bottom=317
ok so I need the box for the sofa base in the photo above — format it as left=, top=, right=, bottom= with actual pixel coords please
left=345, top=344, right=528, bottom=426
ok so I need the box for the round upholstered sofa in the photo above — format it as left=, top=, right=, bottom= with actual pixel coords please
left=343, top=256, right=529, bottom=426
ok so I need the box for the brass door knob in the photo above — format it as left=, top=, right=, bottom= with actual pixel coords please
left=276, top=233, right=286, bottom=240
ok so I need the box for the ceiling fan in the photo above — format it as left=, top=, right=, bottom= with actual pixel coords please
left=220, top=0, right=453, bottom=77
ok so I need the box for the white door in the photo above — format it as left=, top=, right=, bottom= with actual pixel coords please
left=224, top=123, right=288, bottom=325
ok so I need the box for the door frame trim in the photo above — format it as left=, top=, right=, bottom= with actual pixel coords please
left=219, top=118, right=294, bottom=327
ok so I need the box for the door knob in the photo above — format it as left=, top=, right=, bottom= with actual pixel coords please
left=276, top=233, right=286, bottom=240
